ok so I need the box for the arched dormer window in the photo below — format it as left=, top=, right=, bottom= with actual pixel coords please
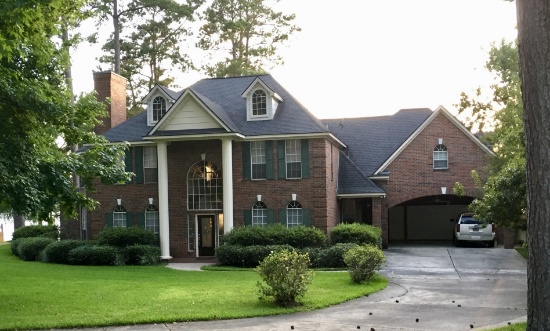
left=252, top=89, right=267, bottom=116
left=433, top=144, right=448, bottom=169
left=187, top=160, right=222, bottom=210
left=153, top=96, right=167, bottom=122
left=144, top=204, right=159, bottom=234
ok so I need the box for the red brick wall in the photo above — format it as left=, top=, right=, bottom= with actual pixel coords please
left=93, top=71, right=127, bottom=135
left=375, top=112, right=490, bottom=243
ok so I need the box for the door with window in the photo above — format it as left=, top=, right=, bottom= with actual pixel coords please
left=198, top=215, right=215, bottom=256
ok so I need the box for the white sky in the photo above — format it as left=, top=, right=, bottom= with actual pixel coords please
left=71, top=0, right=518, bottom=120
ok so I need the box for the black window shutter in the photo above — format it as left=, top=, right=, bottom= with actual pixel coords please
left=266, top=141, right=274, bottom=179
left=278, top=209, right=287, bottom=227
left=301, top=139, right=310, bottom=179
left=302, top=209, right=312, bottom=227
left=137, top=212, right=145, bottom=228
left=242, top=142, right=251, bottom=180
left=266, top=209, right=275, bottom=224
left=126, top=212, right=134, bottom=227
left=244, top=210, right=252, bottom=226
left=105, top=213, right=113, bottom=227
left=124, top=148, right=133, bottom=184
left=277, top=140, right=286, bottom=179
left=135, top=147, right=144, bottom=184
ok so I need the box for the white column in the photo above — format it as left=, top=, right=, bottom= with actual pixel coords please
left=222, top=138, right=234, bottom=234
left=157, top=141, right=171, bottom=259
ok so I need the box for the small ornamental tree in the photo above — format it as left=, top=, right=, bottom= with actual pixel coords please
left=343, top=245, right=386, bottom=283
left=255, top=250, right=313, bottom=306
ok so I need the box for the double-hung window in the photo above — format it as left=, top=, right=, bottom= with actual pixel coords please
left=143, top=146, right=158, bottom=183
left=286, top=201, right=303, bottom=227
left=152, top=96, right=167, bottom=122
left=144, top=205, right=159, bottom=233
left=433, top=144, right=448, bottom=169
left=252, top=201, right=268, bottom=226
left=251, top=141, right=267, bottom=179
left=252, top=90, right=267, bottom=116
left=113, top=206, right=127, bottom=228
left=285, top=140, right=302, bottom=179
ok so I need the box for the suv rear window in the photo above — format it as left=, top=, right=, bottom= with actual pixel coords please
left=460, top=216, right=480, bottom=225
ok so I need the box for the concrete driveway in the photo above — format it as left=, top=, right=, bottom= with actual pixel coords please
left=54, top=245, right=527, bottom=331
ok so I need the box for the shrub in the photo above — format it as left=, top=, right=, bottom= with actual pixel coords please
left=343, top=244, right=386, bottom=283
left=68, top=244, right=121, bottom=266
left=222, top=224, right=327, bottom=248
left=123, top=245, right=161, bottom=265
left=12, top=225, right=58, bottom=240
left=317, top=243, right=358, bottom=268
left=216, top=244, right=293, bottom=267
left=96, top=227, right=158, bottom=248
left=17, top=237, right=55, bottom=261
left=329, top=223, right=382, bottom=247
left=42, top=240, right=86, bottom=264
left=10, top=239, right=21, bottom=257
left=256, top=249, right=313, bottom=306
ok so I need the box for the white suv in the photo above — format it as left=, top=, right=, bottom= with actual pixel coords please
left=453, top=213, right=496, bottom=247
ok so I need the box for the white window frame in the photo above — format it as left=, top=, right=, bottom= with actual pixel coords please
left=143, top=146, right=158, bottom=183
left=285, top=140, right=302, bottom=179
left=286, top=201, right=303, bottom=228
left=250, top=141, right=267, bottom=180
left=113, top=205, right=127, bottom=228
left=144, top=205, right=159, bottom=234
left=433, top=144, right=448, bottom=169
left=252, top=201, right=268, bottom=226
left=187, top=160, right=223, bottom=211
left=252, top=89, right=267, bottom=116
left=152, top=96, right=167, bottom=123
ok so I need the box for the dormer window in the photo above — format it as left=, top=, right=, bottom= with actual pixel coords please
left=252, top=90, right=267, bottom=116
left=153, top=96, right=167, bottom=122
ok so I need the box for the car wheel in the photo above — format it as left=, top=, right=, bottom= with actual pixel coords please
left=487, top=240, right=495, bottom=248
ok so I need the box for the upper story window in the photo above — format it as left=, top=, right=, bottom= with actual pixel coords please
left=251, top=141, right=266, bottom=179
left=187, top=160, right=222, bottom=210
left=144, top=205, right=159, bottom=234
left=143, top=146, right=158, bottom=183
left=286, top=200, right=303, bottom=228
left=252, top=201, right=268, bottom=226
left=152, top=96, right=167, bottom=122
left=433, top=144, right=448, bottom=169
left=252, top=90, right=267, bottom=116
left=113, top=205, right=127, bottom=228
left=285, top=140, right=302, bottom=179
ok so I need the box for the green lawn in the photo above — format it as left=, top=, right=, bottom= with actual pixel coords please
left=487, top=322, right=526, bottom=331
left=0, top=244, right=387, bottom=330
left=516, top=247, right=528, bottom=259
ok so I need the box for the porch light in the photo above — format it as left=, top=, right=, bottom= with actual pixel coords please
left=441, top=187, right=447, bottom=194
left=257, top=195, right=262, bottom=202
left=291, top=193, right=297, bottom=201
left=149, top=198, right=154, bottom=205
left=116, top=198, right=122, bottom=206
left=201, top=153, right=206, bottom=161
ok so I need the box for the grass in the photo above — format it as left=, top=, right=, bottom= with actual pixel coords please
left=486, top=322, right=526, bottom=331
left=0, top=244, right=387, bottom=330
left=516, top=247, right=527, bottom=259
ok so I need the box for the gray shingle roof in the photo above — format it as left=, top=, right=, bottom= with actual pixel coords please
left=100, top=74, right=329, bottom=143
left=337, top=152, right=385, bottom=195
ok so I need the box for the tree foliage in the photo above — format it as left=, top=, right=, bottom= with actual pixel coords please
left=198, top=0, right=300, bottom=77
left=0, top=0, right=130, bottom=222
left=457, top=40, right=525, bottom=228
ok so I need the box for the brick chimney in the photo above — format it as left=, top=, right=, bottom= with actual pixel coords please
left=93, top=71, right=127, bottom=135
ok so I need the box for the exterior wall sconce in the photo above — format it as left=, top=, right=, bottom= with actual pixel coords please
left=291, top=193, right=297, bottom=201
left=149, top=198, right=154, bottom=205
left=117, top=198, right=122, bottom=206
left=441, top=187, right=447, bottom=195
left=257, top=195, right=262, bottom=202
left=438, top=138, right=443, bottom=145
left=201, top=153, right=206, bottom=161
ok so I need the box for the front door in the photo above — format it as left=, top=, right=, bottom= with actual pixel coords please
left=198, top=215, right=215, bottom=256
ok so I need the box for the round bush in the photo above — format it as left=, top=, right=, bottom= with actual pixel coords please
left=42, top=240, right=86, bottom=264
left=286, top=226, right=327, bottom=248
left=17, top=237, right=56, bottom=261
left=123, top=245, right=161, bottom=265
left=329, top=223, right=382, bottom=247
left=68, top=245, right=121, bottom=266
left=96, top=227, right=159, bottom=248
left=216, top=244, right=294, bottom=267
left=317, top=243, right=358, bottom=268
left=12, top=225, right=58, bottom=240
left=343, top=244, right=386, bottom=283
left=10, top=239, right=21, bottom=257
left=222, top=224, right=327, bottom=248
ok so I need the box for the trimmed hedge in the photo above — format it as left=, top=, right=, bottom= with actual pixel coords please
left=96, top=227, right=159, bottom=248
left=17, top=237, right=56, bottom=261
left=222, top=224, right=327, bottom=248
left=329, top=223, right=382, bottom=247
left=42, top=240, right=86, bottom=264
left=10, top=239, right=21, bottom=257
left=68, top=245, right=121, bottom=266
left=299, top=243, right=358, bottom=268
left=123, top=245, right=161, bottom=265
left=12, top=225, right=58, bottom=240
left=216, top=244, right=294, bottom=267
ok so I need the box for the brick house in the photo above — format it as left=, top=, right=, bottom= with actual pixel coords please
left=62, top=71, right=496, bottom=259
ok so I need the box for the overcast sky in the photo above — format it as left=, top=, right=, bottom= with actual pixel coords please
left=71, top=0, right=518, bottom=120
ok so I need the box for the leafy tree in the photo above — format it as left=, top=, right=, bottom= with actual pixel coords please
left=198, top=0, right=301, bottom=77
left=456, top=40, right=526, bottom=228
left=516, top=1, right=550, bottom=329
left=0, top=0, right=130, bottom=223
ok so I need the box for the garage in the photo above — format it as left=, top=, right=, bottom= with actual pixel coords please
left=388, top=195, right=474, bottom=242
